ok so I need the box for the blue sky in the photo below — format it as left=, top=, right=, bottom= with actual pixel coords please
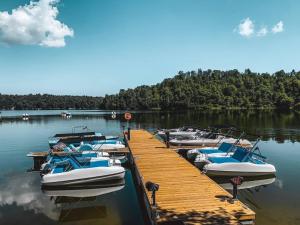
left=0, top=0, right=299, bottom=96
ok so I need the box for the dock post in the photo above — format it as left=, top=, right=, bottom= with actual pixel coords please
left=146, top=181, right=160, bottom=221
left=166, top=131, right=170, bottom=148
left=230, top=176, right=244, bottom=201
left=127, top=127, right=131, bottom=141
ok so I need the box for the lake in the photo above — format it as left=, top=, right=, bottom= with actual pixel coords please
left=0, top=110, right=299, bottom=225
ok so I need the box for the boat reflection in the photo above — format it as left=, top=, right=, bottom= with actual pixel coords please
left=42, top=179, right=125, bottom=223
left=42, top=179, right=125, bottom=197
left=213, top=175, right=276, bottom=191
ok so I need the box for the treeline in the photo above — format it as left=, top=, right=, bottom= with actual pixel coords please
left=1, top=69, right=300, bottom=110
left=102, top=69, right=300, bottom=110
left=0, top=94, right=103, bottom=110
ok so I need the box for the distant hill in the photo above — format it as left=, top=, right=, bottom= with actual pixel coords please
left=101, top=69, right=300, bottom=110
left=1, top=69, right=299, bottom=110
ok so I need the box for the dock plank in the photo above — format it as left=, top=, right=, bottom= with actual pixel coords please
left=128, top=130, right=255, bottom=225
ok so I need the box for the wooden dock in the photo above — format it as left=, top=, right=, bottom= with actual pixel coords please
left=127, top=130, right=255, bottom=225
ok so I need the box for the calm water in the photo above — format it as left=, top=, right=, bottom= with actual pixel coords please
left=0, top=110, right=300, bottom=225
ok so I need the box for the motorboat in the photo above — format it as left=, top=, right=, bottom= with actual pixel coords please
left=41, top=155, right=125, bottom=186
left=187, top=142, right=236, bottom=161
left=170, top=132, right=252, bottom=147
left=156, top=126, right=205, bottom=139
left=22, top=113, right=29, bottom=120
left=202, top=145, right=276, bottom=176
left=61, top=111, right=72, bottom=118
left=48, top=131, right=120, bottom=148
left=51, top=141, right=125, bottom=153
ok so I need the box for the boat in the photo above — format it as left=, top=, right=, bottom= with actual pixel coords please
left=156, top=126, right=205, bottom=139
left=41, top=155, right=125, bottom=186
left=22, top=113, right=29, bottom=120
left=48, top=131, right=120, bottom=148
left=61, top=111, right=72, bottom=118
left=187, top=142, right=236, bottom=161
left=202, top=145, right=276, bottom=176
left=170, top=132, right=252, bottom=147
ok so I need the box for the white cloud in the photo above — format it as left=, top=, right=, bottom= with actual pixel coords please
left=237, top=17, right=254, bottom=37
left=272, top=21, right=284, bottom=34
left=257, top=27, right=268, bottom=37
left=0, top=0, right=74, bottom=47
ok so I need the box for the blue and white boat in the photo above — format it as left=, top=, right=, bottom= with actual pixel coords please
left=170, top=133, right=252, bottom=147
left=202, top=145, right=276, bottom=176
left=41, top=155, right=125, bottom=186
left=187, top=142, right=236, bottom=161
left=48, top=131, right=120, bottom=148
left=156, top=126, right=205, bottom=139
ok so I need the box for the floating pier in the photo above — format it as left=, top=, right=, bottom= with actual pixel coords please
left=127, top=130, right=255, bottom=225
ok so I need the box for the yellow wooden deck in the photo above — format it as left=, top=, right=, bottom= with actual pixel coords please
left=128, top=130, right=255, bottom=225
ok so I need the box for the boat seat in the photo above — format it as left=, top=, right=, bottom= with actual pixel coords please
left=83, top=160, right=109, bottom=167
left=232, top=147, right=249, bottom=161
left=53, top=166, right=65, bottom=174
left=208, top=147, right=266, bottom=165
left=199, top=142, right=234, bottom=154
left=200, top=149, right=222, bottom=154
left=79, top=144, right=94, bottom=151
left=208, top=157, right=240, bottom=163
left=218, top=142, right=234, bottom=152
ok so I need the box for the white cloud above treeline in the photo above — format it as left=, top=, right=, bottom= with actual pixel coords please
left=238, top=17, right=254, bottom=37
left=236, top=18, right=284, bottom=38
left=0, top=0, right=73, bottom=47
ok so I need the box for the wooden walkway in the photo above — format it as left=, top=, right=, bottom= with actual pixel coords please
left=127, top=130, right=255, bottom=225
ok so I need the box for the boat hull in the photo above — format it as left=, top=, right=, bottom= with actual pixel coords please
left=41, top=166, right=125, bottom=186
left=203, top=162, right=276, bottom=176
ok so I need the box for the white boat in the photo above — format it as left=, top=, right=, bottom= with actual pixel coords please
left=187, top=142, right=236, bottom=160
left=202, top=146, right=276, bottom=176
left=41, top=156, right=125, bottom=186
left=61, top=111, right=72, bottom=118
left=70, top=142, right=125, bottom=151
left=170, top=134, right=252, bottom=146
left=22, top=113, right=29, bottom=120
left=48, top=130, right=119, bottom=148
left=156, top=126, right=204, bottom=139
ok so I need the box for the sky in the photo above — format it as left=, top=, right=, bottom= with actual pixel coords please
left=0, top=0, right=299, bottom=96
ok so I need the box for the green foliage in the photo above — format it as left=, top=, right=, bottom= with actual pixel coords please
left=1, top=69, right=299, bottom=110
left=101, top=69, right=300, bottom=110
left=0, top=94, right=103, bottom=110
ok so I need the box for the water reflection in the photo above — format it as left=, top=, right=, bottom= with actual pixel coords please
left=0, top=173, right=59, bottom=221
left=42, top=179, right=125, bottom=198
left=213, top=175, right=276, bottom=191
left=2, top=109, right=299, bottom=142
left=43, top=180, right=125, bottom=224
left=0, top=110, right=300, bottom=225
left=0, top=171, right=144, bottom=225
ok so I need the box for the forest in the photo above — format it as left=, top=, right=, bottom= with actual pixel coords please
left=0, top=94, right=103, bottom=110
left=1, top=69, right=300, bottom=110
left=101, top=69, right=300, bottom=110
